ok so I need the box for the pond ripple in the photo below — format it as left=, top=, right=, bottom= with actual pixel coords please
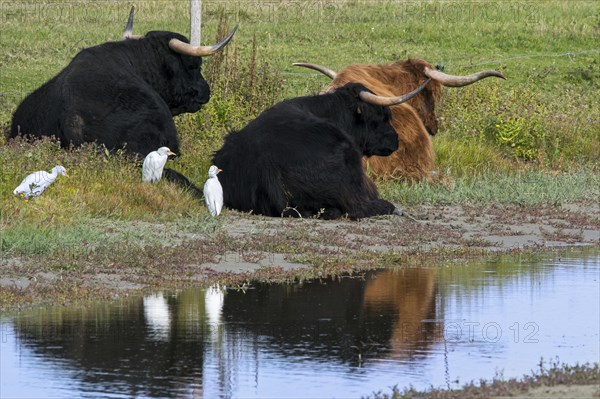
left=1, top=248, right=598, bottom=398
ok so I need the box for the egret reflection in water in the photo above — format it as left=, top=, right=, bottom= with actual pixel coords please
left=205, top=284, right=225, bottom=342
left=8, top=268, right=437, bottom=394
left=3, top=250, right=599, bottom=399
left=143, top=293, right=171, bottom=341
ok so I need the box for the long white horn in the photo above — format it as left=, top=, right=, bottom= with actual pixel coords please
left=359, top=78, right=432, bottom=107
left=292, top=62, right=338, bottom=79
left=423, top=66, right=506, bottom=87
left=169, top=25, right=238, bottom=57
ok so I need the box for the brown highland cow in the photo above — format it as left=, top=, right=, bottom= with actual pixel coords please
left=294, top=59, right=505, bottom=182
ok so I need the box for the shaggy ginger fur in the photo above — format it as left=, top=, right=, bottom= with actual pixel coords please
left=324, top=59, right=443, bottom=183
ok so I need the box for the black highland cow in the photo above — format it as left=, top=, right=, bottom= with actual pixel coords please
left=213, top=81, right=430, bottom=219
left=10, top=7, right=236, bottom=158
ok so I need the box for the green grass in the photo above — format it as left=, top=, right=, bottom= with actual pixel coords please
left=1, top=0, right=599, bottom=253
left=368, top=360, right=600, bottom=399
left=379, top=169, right=600, bottom=205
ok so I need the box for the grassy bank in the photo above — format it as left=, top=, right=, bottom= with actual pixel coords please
left=368, top=360, right=600, bottom=399
left=1, top=1, right=599, bottom=256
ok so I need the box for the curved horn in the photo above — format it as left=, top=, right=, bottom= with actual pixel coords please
left=169, top=25, right=238, bottom=57
left=123, top=6, right=144, bottom=40
left=424, top=66, right=506, bottom=87
left=359, top=78, right=432, bottom=107
left=292, top=62, right=338, bottom=79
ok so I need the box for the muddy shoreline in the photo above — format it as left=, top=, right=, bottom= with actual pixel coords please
left=2, top=202, right=599, bottom=398
left=1, top=202, right=599, bottom=312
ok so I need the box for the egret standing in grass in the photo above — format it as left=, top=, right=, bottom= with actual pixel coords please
left=142, top=147, right=176, bottom=183
left=13, top=165, right=68, bottom=199
left=204, top=165, right=223, bottom=216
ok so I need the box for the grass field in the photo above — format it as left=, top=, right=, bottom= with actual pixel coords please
left=1, top=0, right=599, bottom=256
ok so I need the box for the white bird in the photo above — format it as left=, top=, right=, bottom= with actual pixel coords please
left=203, top=165, right=223, bottom=216
left=13, top=165, right=67, bottom=199
left=142, top=147, right=176, bottom=183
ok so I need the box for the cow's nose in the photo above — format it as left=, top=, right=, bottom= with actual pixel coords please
left=197, top=89, right=210, bottom=104
left=427, top=119, right=439, bottom=136
left=197, top=82, right=210, bottom=104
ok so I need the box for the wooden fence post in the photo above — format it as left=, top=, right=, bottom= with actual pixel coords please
left=190, top=0, right=202, bottom=46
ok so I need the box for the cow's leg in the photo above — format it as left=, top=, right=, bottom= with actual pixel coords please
left=346, top=198, right=397, bottom=219
left=121, top=111, right=181, bottom=155
left=255, top=170, right=291, bottom=217
left=363, top=175, right=380, bottom=200
left=320, top=207, right=344, bottom=220
left=333, top=152, right=399, bottom=219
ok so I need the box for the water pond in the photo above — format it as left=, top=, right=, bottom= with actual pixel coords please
left=1, top=248, right=598, bottom=398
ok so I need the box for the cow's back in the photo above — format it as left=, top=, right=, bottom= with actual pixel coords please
left=10, top=43, right=180, bottom=155
left=11, top=75, right=64, bottom=139
left=213, top=99, right=362, bottom=217
left=10, top=47, right=106, bottom=141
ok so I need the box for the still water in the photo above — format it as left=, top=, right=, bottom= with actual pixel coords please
left=1, top=248, right=599, bottom=398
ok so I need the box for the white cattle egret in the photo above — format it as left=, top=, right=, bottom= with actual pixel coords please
left=13, top=165, right=67, bottom=199
left=142, top=147, right=176, bottom=183
left=203, top=165, right=223, bottom=216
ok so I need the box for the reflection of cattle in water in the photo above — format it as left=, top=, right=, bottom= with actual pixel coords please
left=363, top=268, right=440, bottom=359
left=223, top=274, right=395, bottom=364
left=222, top=268, right=439, bottom=364
left=11, top=269, right=440, bottom=391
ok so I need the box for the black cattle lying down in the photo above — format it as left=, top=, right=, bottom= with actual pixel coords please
left=10, top=7, right=236, bottom=194
left=213, top=81, right=430, bottom=219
